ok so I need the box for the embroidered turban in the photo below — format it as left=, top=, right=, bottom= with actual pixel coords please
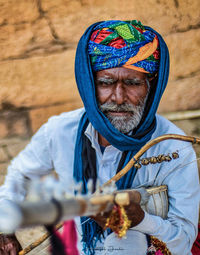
left=88, top=20, right=160, bottom=74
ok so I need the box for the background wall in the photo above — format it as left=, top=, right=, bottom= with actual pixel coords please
left=0, top=0, right=200, bottom=137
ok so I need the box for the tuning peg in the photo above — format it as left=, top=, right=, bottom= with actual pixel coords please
left=101, top=185, right=112, bottom=194
left=42, top=176, right=59, bottom=200
left=74, top=181, right=83, bottom=196
left=95, top=179, right=100, bottom=190
left=109, top=180, right=117, bottom=193
left=53, top=182, right=66, bottom=200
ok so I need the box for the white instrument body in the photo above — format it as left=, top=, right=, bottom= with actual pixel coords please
left=0, top=182, right=169, bottom=234
left=141, top=185, right=168, bottom=219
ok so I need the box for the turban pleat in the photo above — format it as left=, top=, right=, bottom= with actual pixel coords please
left=88, top=20, right=160, bottom=73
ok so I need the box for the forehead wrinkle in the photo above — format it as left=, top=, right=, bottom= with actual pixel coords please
left=124, top=77, right=145, bottom=82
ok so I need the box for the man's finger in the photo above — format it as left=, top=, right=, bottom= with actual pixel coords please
left=3, top=242, right=18, bottom=255
left=5, top=243, right=13, bottom=251
left=9, top=247, right=17, bottom=255
left=0, top=249, right=9, bottom=255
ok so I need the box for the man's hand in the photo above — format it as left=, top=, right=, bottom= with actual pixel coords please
left=0, top=234, right=22, bottom=255
left=90, top=210, right=113, bottom=229
left=91, top=190, right=145, bottom=229
left=123, top=201, right=145, bottom=228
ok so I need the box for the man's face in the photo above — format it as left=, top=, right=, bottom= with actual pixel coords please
left=95, top=67, right=150, bottom=134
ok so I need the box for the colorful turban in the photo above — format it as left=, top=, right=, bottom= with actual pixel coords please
left=88, top=20, right=159, bottom=74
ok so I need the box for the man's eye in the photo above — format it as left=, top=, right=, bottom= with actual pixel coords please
left=97, top=80, right=114, bottom=86
left=125, top=80, right=145, bottom=86
left=104, top=81, right=114, bottom=85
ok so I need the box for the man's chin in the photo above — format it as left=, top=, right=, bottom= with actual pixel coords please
left=102, top=108, right=144, bottom=133
left=107, top=117, right=139, bottom=134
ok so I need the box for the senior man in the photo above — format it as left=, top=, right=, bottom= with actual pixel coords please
left=0, top=20, right=199, bottom=255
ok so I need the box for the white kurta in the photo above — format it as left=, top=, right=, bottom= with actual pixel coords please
left=0, top=108, right=199, bottom=255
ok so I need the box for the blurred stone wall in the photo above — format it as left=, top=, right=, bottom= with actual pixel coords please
left=0, top=0, right=200, bottom=138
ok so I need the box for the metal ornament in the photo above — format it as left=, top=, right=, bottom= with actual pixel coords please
left=102, top=134, right=200, bottom=188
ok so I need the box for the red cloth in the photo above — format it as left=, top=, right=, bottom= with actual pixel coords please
left=56, top=220, right=79, bottom=255
left=62, top=221, right=79, bottom=255
left=192, top=224, right=200, bottom=255
left=90, top=29, right=126, bottom=48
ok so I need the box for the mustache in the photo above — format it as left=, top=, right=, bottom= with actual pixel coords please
left=99, top=102, right=144, bottom=113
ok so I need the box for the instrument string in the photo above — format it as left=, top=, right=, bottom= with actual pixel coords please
left=76, top=218, right=91, bottom=236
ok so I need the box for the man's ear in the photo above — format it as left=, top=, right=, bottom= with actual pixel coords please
left=147, top=73, right=158, bottom=89
left=148, top=72, right=158, bottom=82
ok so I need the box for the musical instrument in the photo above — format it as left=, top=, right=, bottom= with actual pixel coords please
left=0, top=134, right=199, bottom=254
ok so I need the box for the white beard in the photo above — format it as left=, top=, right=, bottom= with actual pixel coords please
left=99, top=94, right=149, bottom=134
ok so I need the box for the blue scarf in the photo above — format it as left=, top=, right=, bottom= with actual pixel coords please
left=73, top=21, right=169, bottom=254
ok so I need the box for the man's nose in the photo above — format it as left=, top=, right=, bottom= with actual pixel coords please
left=111, top=83, right=127, bottom=105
